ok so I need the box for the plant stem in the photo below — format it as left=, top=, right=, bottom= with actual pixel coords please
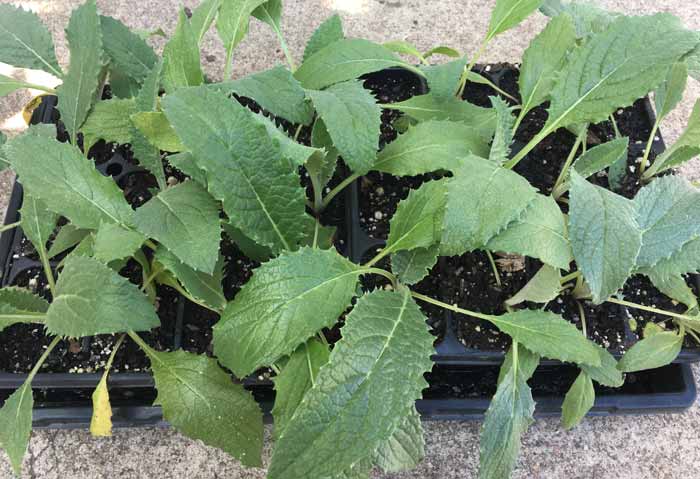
left=485, top=250, right=502, bottom=287
left=27, top=336, right=61, bottom=382
left=275, top=29, right=296, bottom=71
left=552, top=128, right=586, bottom=198
left=411, top=291, right=494, bottom=322
left=638, top=118, right=659, bottom=177
left=363, top=246, right=393, bottom=268
left=504, top=121, right=557, bottom=170
left=456, top=41, right=488, bottom=98
left=312, top=220, right=320, bottom=249
left=320, top=172, right=360, bottom=211
left=0, top=221, right=21, bottom=233
left=223, top=47, right=234, bottom=81
left=606, top=297, right=700, bottom=322
left=512, top=108, right=527, bottom=136
left=362, top=267, right=398, bottom=288
left=576, top=300, right=587, bottom=337
left=144, top=239, right=158, bottom=252
left=170, top=281, right=222, bottom=315
left=609, top=114, right=621, bottom=138
left=103, top=334, right=126, bottom=372
left=560, top=271, right=582, bottom=285
left=141, top=264, right=164, bottom=292
left=0, top=313, right=45, bottom=323
left=293, top=124, right=303, bottom=142
left=38, top=246, right=56, bottom=297
left=127, top=331, right=158, bottom=360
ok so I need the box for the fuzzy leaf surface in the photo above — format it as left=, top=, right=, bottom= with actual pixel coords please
left=373, top=406, right=425, bottom=473
left=0, top=382, right=33, bottom=475
left=307, top=80, right=381, bottom=174
left=441, top=156, right=537, bottom=256
left=131, top=111, right=185, bottom=152
left=0, top=4, right=61, bottom=76
left=251, top=113, right=323, bottom=168
left=506, top=264, right=561, bottom=306
left=81, top=98, right=136, bottom=151
left=47, top=224, right=89, bottom=258
left=573, top=137, right=629, bottom=179
left=155, top=246, right=227, bottom=312
left=373, top=120, right=489, bottom=175
left=190, top=0, right=223, bottom=43
left=162, top=11, right=204, bottom=92
left=519, top=13, right=576, bottom=116
left=618, top=331, right=683, bottom=372
left=486, top=194, right=572, bottom=270
left=580, top=344, right=623, bottom=388
left=387, top=180, right=447, bottom=253
left=46, top=256, right=159, bottom=337
left=421, top=57, right=465, bottom=100
left=19, top=193, right=56, bottom=254
left=304, top=14, right=344, bottom=61
left=650, top=100, right=700, bottom=174
left=391, top=245, right=439, bottom=285
left=215, top=66, right=314, bottom=124
left=149, top=349, right=263, bottom=466
left=561, top=371, right=594, bottom=429
left=267, top=289, right=433, bottom=479
left=569, top=171, right=641, bottom=303
left=295, top=38, right=422, bottom=90
left=92, top=223, right=145, bottom=264
left=7, top=135, right=134, bottom=230
left=655, top=62, right=688, bottom=120
left=162, top=86, right=313, bottom=254
left=490, top=310, right=601, bottom=366
left=539, top=0, right=614, bottom=38
left=489, top=96, right=515, bottom=163
left=634, top=175, right=700, bottom=268
left=100, top=15, right=157, bottom=86
left=272, top=339, right=330, bottom=439
left=547, top=14, right=697, bottom=129
left=0, top=74, right=43, bottom=97
left=213, top=248, right=360, bottom=377
left=134, top=181, right=221, bottom=274
left=488, top=0, right=544, bottom=39
left=0, top=287, right=49, bottom=331
left=217, top=0, right=267, bottom=72
left=57, top=0, right=105, bottom=142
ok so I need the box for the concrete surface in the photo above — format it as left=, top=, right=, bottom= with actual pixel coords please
left=1, top=0, right=700, bottom=477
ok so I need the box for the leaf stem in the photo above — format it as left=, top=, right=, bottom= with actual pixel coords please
left=361, top=267, right=398, bottom=289
left=456, top=41, right=488, bottom=98
left=170, top=280, right=222, bottom=314
left=504, top=120, right=558, bottom=170
left=552, top=128, right=586, bottom=198
left=638, top=118, right=659, bottom=177
left=320, top=172, right=360, bottom=212
left=127, top=331, right=159, bottom=360
left=485, top=250, right=502, bottom=287
left=609, top=114, right=621, bottom=138
left=28, top=336, right=61, bottom=383
left=103, top=334, right=126, bottom=373
left=363, top=246, right=393, bottom=268
left=0, top=221, right=21, bottom=233
left=560, top=271, right=582, bottom=285
left=606, top=297, right=700, bottom=322
left=223, top=47, right=234, bottom=80
left=576, top=300, right=587, bottom=337
left=38, top=246, right=56, bottom=297
left=411, top=291, right=494, bottom=322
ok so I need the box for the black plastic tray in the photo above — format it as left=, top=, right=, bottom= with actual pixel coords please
left=0, top=70, right=697, bottom=429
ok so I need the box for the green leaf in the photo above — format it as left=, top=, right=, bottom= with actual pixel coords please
left=573, top=137, right=629, bottom=179
left=162, top=86, right=313, bottom=254
left=547, top=14, right=697, bottom=129
left=497, top=344, right=540, bottom=385
left=252, top=0, right=282, bottom=32
left=506, top=264, right=561, bottom=306
left=649, top=100, right=700, bottom=174
left=424, top=45, right=461, bottom=58
left=47, top=224, right=89, bottom=259
left=222, top=221, right=272, bottom=262
left=640, top=236, right=700, bottom=308
left=148, top=349, right=263, bottom=466
left=99, top=15, right=158, bottom=86
left=655, top=62, right=688, bottom=121
left=421, top=57, right=465, bottom=100
left=304, top=14, right=344, bottom=62
left=634, top=175, right=700, bottom=268
left=687, top=40, right=700, bottom=82
left=487, top=0, right=545, bottom=40
left=0, top=287, right=49, bottom=332
left=131, top=111, right=185, bottom=152
left=561, top=371, right=595, bottom=429
left=58, top=232, right=96, bottom=267
left=383, top=94, right=497, bottom=141
left=131, top=60, right=167, bottom=190
left=519, top=13, right=576, bottom=117
left=214, top=66, right=314, bottom=124
left=294, top=38, right=423, bottom=90
left=154, top=245, right=227, bottom=312
left=440, top=156, right=538, bottom=256
left=373, top=120, right=489, bottom=175
left=387, top=180, right=447, bottom=253
left=272, top=339, right=330, bottom=439
left=213, top=248, right=359, bottom=377
left=308, top=119, right=338, bottom=191
left=162, top=10, right=204, bottom=93
left=56, top=0, right=105, bottom=143
left=92, top=222, right=145, bottom=264
left=6, top=135, right=134, bottom=230
left=0, top=381, right=33, bottom=475
left=391, top=245, right=439, bottom=285
left=569, top=171, right=641, bottom=303
left=267, top=289, right=433, bottom=479
left=134, top=181, right=221, bottom=274
left=0, top=74, right=42, bottom=97
left=489, top=309, right=601, bottom=366
left=0, top=4, right=61, bottom=77
left=190, top=0, right=223, bottom=43
left=19, top=193, right=57, bottom=254
left=489, top=96, right=515, bottom=164
left=539, top=0, right=614, bottom=39
left=168, top=152, right=208, bottom=187
left=251, top=113, right=324, bottom=168
left=46, top=256, right=159, bottom=337
left=479, top=344, right=537, bottom=479
left=580, top=344, right=623, bottom=388
left=81, top=98, right=137, bottom=151
left=373, top=406, right=425, bottom=473
left=486, top=194, right=572, bottom=270
left=618, top=330, right=683, bottom=372
left=644, top=269, right=698, bottom=310
left=217, top=0, right=267, bottom=75
left=307, top=80, right=380, bottom=175
left=383, top=40, right=426, bottom=63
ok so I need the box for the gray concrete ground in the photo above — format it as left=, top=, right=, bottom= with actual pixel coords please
left=1, top=0, right=700, bottom=477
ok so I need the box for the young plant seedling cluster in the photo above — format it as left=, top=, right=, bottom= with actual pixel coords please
left=1, top=0, right=700, bottom=478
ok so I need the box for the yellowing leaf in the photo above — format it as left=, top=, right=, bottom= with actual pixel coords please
left=90, top=376, right=112, bottom=437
